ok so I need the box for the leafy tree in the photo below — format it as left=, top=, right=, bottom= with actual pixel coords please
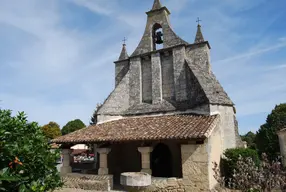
left=90, top=103, right=102, bottom=125
left=41, top=121, right=62, bottom=140
left=255, top=103, right=286, bottom=160
left=241, top=131, right=256, bottom=150
left=0, top=109, right=63, bottom=191
left=61, top=119, right=86, bottom=135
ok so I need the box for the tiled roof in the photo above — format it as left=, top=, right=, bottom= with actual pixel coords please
left=52, top=114, right=219, bottom=144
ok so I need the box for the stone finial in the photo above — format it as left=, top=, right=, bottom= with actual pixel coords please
left=151, top=0, right=162, bottom=10
left=118, top=43, right=129, bottom=61
left=194, top=24, right=205, bottom=43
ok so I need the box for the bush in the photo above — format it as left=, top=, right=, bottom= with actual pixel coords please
left=213, top=153, right=286, bottom=192
left=0, top=109, right=63, bottom=191
left=221, top=148, right=260, bottom=182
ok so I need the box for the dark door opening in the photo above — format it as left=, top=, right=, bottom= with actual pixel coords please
left=151, top=143, right=172, bottom=177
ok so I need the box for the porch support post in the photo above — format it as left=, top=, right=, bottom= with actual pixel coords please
left=138, top=147, right=153, bottom=175
left=60, top=148, right=72, bottom=175
left=97, top=148, right=111, bottom=175
left=93, top=144, right=98, bottom=169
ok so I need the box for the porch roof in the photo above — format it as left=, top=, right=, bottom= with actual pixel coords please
left=52, top=114, right=219, bottom=144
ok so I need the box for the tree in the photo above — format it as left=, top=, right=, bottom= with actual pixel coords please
left=241, top=131, right=257, bottom=150
left=0, top=109, right=63, bottom=191
left=61, top=119, right=86, bottom=135
left=255, top=103, right=286, bottom=160
left=41, top=121, right=62, bottom=140
left=90, top=103, right=102, bottom=125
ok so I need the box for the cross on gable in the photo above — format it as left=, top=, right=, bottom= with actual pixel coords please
left=122, top=37, right=127, bottom=45
left=196, top=17, right=202, bottom=25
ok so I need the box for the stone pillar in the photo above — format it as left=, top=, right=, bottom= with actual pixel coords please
left=93, top=144, right=98, bottom=170
left=151, top=52, right=162, bottom=104
left=60, top=149, right=72, bottom=175
left=277, top=129, right=286, bottom=167
left=97, top=148, right=111, bottom=175
left=129, top=57, right=142, bottom=106
left=138, top=147, right=153, bottom=175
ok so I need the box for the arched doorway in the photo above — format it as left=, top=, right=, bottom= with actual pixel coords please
left=151, top=143, right=172, bottom=177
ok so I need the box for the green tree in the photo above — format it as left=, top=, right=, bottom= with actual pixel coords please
left=90, top=103, right=102, bottom=125
left=255, top=103, right=286, bottom=160
left=0, top=109, right=63, bottom=191
left=61, top=119, right=86, bottom=135
left=241, top=131, right=256, bottom=150
left=41, top=121, right=62, bottom=140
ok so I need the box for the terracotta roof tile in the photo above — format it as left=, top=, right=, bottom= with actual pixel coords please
left=52, top=114, right=219, bottom=144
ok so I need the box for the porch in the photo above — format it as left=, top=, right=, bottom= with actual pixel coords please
left=52, top=114, right=219, bottom=191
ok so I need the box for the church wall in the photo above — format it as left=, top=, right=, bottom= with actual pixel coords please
left=185, top=44, right=210, bottom=74
left=181, top=143, right=209, bottom=191
left=115, top=60, right=129, bottom=87
left=97, top=73, right=130, bottom=120
left=173, top=46, right=188, bottom=102
left=161, top=51, right=175, bottom=102
left=151, top=52, right=162, bottom=104
left=141, top=57, right=152, bottom=103
left=185, top=44, right=211, bottom=106
left=210, top=105, right=238, bottom=150
left=207, top=122, right=222, bottom=190
left=129, top=57, right=142, bottom=106
left=97, top=115, right=123, bottom=124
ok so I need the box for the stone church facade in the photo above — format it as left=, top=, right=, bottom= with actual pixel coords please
left=53, top=0, right=243, bottom=191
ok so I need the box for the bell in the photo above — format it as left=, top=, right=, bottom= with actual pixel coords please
left=155, top=31, right=163, bottom=44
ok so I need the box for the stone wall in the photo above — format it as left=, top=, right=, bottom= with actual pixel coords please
left=209, top=105, right=240, bottom=150
left=181, top=144, right=209, bottom=191
left=62, top=173, right=113, bottom=191
left=129, top=57, right=142, bottom=106
left=173, top=46, right=187, bottom=102
left=147, top=178, right=186, bottom=192
left=151, top=52, right=162, bottom=104
left=207, top=123, right=222, bottom=190
left=97, top=72, right=130, bottom=117
left=115, top=60, right=129, bottom=87
left=142, top=57, right=152, bottom=103
left=161, top=51, right=175, bottom=101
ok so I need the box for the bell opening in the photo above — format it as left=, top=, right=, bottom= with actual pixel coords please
left=153, top=23, right=164, bottom=51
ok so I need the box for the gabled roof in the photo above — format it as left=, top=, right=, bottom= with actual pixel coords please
left=52, top=114, right=219, bottom=144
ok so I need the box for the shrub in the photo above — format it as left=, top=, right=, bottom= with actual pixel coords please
left=0, top=109, right=63, bottom=191
left=213, top=153, right=286, bottom=192
left=221, top=148, right=260, bottom=182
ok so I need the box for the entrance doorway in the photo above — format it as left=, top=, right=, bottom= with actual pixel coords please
left=151, top=143, right=172, bottom=177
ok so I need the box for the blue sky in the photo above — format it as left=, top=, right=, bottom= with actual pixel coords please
left=0, top=0, right=285, bottom=134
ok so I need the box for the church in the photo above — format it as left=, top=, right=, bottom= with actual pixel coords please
left=53, top=0, right=243, bottom=191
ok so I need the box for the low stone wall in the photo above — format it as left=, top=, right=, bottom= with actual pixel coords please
left=62, top=173, right=113, bottom=191
left=147, top=178, right=185, bottom=192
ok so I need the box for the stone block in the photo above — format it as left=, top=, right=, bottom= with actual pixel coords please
left=120, top=172, right=151, bottom=187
